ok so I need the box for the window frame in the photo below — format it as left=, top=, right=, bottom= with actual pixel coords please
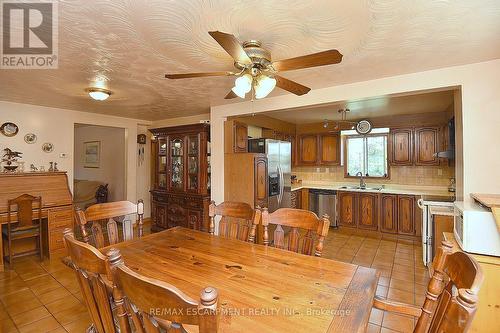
left=343, top=133, right=390, bottom=179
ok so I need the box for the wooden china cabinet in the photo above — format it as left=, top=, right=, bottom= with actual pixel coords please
left=149, top=124, right=211, bottom=232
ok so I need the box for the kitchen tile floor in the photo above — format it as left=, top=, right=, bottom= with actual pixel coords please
left=1, top=226, right=429, bottom=333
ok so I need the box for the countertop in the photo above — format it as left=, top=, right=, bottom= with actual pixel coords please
left=291, top=181, right=454, bottom=198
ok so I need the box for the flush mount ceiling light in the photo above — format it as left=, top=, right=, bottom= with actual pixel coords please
left=165, top=31, right=343, bottom=100
left=85, top=87, right=112, bottom=101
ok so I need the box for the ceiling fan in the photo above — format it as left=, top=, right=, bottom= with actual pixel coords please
left=165, top=31, right=343, bottom=100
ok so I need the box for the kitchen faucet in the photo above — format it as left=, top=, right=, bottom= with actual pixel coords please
left=356, top=171, right=366, bottom=189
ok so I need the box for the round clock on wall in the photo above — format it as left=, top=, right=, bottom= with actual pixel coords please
left=355, top=119, right=373, bottom=135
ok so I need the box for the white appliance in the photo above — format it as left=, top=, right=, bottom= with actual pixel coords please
left=417, top=198, right=455, bottom=266
left=454, top=201, right=500, bottom=257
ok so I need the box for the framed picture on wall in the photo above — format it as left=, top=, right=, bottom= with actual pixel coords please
left=84, top=141, right=100, bottom=168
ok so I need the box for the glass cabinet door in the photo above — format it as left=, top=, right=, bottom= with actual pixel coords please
left=157, top=139, right=167, bottom=189
left=187, top=135, right=199, bottom=191
left=170, top=137, right=184, bottom=190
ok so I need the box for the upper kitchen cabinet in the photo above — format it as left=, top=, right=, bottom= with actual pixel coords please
left=319, top=133, right=340, bottom=165
left=297, top=134, right=318, bottom=165
left=225, top=120, right=248, bottom=153
left=415, top=127, right=440, bottom=166
left=297, top=133, right=340, bottom=166
left=389, top=126, right=441, bottom=166
left=389, top=128, right=413, bottom=166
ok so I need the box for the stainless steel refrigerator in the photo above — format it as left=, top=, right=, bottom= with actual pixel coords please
left=248, top=139, right=291, bottom=212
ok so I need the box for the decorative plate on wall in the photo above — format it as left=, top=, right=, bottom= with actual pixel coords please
left=24, top=133, right=37, bottom=144
left=0, top=122, right=19, bottom=137
left=42, top=142, right=54, bottom=153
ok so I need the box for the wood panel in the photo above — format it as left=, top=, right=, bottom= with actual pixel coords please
left=224, top=120, right=248, bottom=153
left=338, top=191, right=357, bottom=227
left=398, top=195, right=416, bottom=235
left=358, top=193, right=378, bottom=230
left=297, top=134, right=318, bottom=165
left=380, top=194, right=398, bottom=234
left=319, top=133, right=340, bottom=165
left=102, top=227, right=378, bottom=333
left=390, top=128, right=413, bottom=166
left=433, top=215, right=454, bottom=255
left=415, top=127, right=440, bottom=166
left=254, top=155, right=268, bottom=208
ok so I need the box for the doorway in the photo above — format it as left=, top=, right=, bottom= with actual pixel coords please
left=73, top=124, right=126, bottom=209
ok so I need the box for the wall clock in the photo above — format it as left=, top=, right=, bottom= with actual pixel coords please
left=355, top=120, right=373, bottom=135
left=0, top=122, right=19, bottom=137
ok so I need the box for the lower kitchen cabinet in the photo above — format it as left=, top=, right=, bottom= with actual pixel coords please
left=338, top=191, right=416, bottom=236
left=398, top=195, right=416, bottom=235
left=291, top=190, right=301, bottom=209
left=338, top=191, right=357, bottom=227
left=358, top=193, right=378, bottom=230
left=380, top=194, right=398, bottom=233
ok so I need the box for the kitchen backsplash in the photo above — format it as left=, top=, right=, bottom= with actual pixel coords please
left=293, top=165, right=454, bottom=186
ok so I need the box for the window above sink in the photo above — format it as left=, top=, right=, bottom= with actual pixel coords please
left=342, top=128, right=389, bottom=179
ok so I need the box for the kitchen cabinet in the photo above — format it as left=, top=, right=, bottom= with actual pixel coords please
left=380, top=194, right=398, bottom=234
left=398, top=195, right=416, bottom=235
left=297, top=133, right=340, bottom=166
left=414, top=127, right=440, bottom=166
left=337, top=190, right=416, bottom=236
left=358, top=193, right=378, bottom=230
left=254, top=156, right=268, bottom=208
left=433, top=214, right=454, bottom=254
left=150, top=124, right=210, bottom=233
left=225, top=120, right=248, bottom=153
left=390, top=128, right=413, bottom=166
left=338, top=191, right=357, bottom=227
left=297, top=134, right=318, bottom=165
left=319, top=133, right=340, bottom=165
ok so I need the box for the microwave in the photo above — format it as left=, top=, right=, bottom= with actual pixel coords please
left=454, top=201, right=500, bottom=257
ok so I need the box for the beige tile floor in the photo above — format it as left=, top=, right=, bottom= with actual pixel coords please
left=1, top=227, right=429, bottom=333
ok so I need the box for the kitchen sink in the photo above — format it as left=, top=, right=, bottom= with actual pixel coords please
left=339, top=186, right=382, bottom=191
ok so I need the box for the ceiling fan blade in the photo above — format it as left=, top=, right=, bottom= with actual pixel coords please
left=272, top=50, right=343, bottom=72
left=208, top=31, right=253, bottom=65
left=275, top=75, right=311, bottom=96
left=165, top=71, right=233, bottom=79
left=224, top=90, right=237, bottom=99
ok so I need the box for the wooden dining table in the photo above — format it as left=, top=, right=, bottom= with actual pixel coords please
left=102, top=227, right=378, bottom=332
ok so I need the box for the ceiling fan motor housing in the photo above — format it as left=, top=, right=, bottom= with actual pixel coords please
left=234, top=40, right=272, bottom=70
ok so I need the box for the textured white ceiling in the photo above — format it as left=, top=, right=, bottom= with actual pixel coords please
left=266, top=90, right=455, bottom=124
left=0, top=0, right=499, bottom=120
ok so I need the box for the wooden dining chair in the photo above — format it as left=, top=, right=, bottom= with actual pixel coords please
left=2, top=194, right=43, bottom=265
left=209, top=201, right=261, bottom=242
left=75, top=200, right=144, bottom=248
left=261, top=207, right=330, bottom=257
left=373, top=240, right=484, bottom=333
left=62, top=228, right=117, bottom=333
left=106, top=248, right=220, bottom=333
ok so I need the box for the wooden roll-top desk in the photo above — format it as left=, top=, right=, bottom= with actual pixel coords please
left=0, top=172, right=73, bottom=271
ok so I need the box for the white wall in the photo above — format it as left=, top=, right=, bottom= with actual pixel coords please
left=210, top=59, right=500, bottom=204
left=0, top=101, right=152, bottom=216
left=151, top=113, right=210, bottom=128
left=74, top=125, right=126, bottom=202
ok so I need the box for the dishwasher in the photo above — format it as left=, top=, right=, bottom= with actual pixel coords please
left=309, top=189, right=337, bottom=227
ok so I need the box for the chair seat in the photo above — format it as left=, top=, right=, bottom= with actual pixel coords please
left=2, top=225, right=40, bottom=239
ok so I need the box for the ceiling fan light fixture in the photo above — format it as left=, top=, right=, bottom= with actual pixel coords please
left=86, top=87, right=112, bottom=101
left=254, top=74, right=276, bottom=99
left=232, top=73, right=253, bottom=98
